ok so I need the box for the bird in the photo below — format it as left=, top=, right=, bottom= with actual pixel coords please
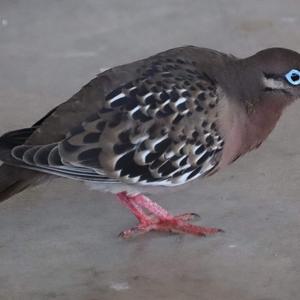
left=0, top=45, right=300, bottom=238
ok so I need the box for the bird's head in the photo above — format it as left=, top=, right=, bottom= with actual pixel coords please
left=244, top=48, right=300, bottom=106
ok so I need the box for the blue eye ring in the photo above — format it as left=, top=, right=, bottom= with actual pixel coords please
left=285, top=69, right=300, bottom=85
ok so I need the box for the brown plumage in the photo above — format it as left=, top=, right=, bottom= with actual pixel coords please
left=1, top=46, right=300, bottom=237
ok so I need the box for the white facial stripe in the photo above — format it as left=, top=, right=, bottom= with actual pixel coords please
left=263, top=77, right=286, bottom=89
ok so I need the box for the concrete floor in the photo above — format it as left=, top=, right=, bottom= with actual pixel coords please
left=0, top=0, right=300, bottom=299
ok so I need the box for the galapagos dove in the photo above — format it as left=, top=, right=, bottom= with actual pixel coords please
left=1, top=46, right=300, bottom=238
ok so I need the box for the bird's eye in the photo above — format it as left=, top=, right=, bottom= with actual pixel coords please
left=285, top=69, right=300, bottom=85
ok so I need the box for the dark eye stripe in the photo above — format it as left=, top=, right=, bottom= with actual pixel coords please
left=263, top=72, right=282, bottom=80
left=263, top=87, right=292, bottom=96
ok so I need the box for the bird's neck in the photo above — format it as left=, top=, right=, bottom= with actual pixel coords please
left=245, top=97, right=286, bottom=146
left=218, top=95, right=287, bottom=168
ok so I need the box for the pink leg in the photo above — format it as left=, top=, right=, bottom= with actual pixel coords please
left=117, top=192, right=151, bottom=224
left=134, top=194, right=172, bottom=218
left=116, top=192, right=223, bottom=239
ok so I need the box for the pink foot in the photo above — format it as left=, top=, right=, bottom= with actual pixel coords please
left=116, top=192, right=223, bottom=239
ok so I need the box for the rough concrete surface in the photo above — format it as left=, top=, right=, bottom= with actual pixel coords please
left=0, top=1, right=300, bottom=299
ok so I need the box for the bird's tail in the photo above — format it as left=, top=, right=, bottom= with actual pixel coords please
left=0, top=164, right=31, bottom=202
left=0, top=164, right=45, bottom=203
left=0, top=127, right=48, bottom=203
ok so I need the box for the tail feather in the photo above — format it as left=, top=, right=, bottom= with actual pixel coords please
left=0, top=127, right=49, bottom=203
left=0, top=103, right=62, bottom=203
left=0, top=164, right=46, bottom=203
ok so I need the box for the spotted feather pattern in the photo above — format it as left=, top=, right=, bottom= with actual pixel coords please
left=10, top=57, right=224, bottom=186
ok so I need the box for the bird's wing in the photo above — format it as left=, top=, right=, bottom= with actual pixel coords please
left=6, top=57, right=224, bottom=186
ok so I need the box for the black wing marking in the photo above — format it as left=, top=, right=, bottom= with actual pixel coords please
left=58, top=57, right=224, bottom=186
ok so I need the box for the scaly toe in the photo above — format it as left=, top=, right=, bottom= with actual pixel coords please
left=119, top=222, right=156, bottom=239
left=153, top=219, right=223, bottom=237
left=119, top=226, right=146, bottom=239
left=119, top=217, right=223, bottom=238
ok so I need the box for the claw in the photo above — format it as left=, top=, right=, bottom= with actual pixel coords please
left=175, top=212, right=201, bottom=222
